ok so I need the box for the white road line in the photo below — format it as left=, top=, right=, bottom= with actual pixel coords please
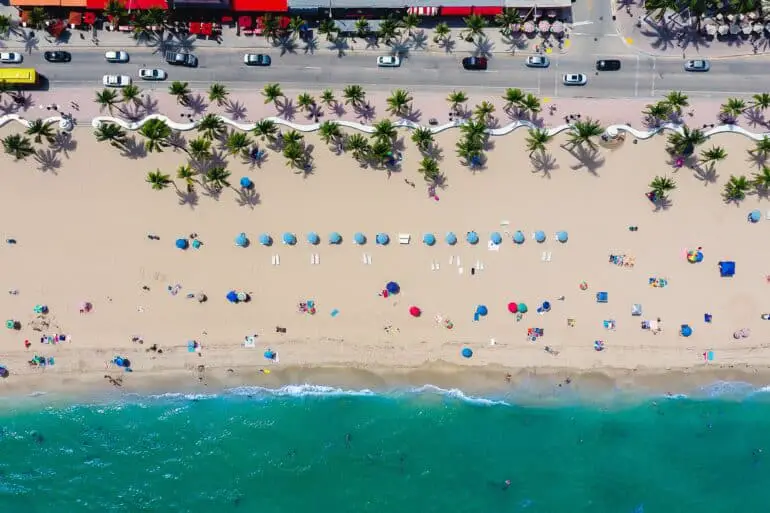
left=570, top=32, right=621, bottom=37
left=572, top=20, right=595, bottom=26
left=302, top=66, right=321, bottom=70
left=651, top=58, right=657, bottom=97
left=634, top=55, right=640, bottom=98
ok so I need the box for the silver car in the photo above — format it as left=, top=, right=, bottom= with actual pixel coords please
left=0, top=52, right=23, bottom=64
left=103, top=75, right=132, bottom=87
left=105, top=50, right=129, bottom=63
left=562, top=73, right=587, bottom=86
left=139, top=68, right=167, bottom=81
left=684, top=59, right=710, bottom=72
left=377, top=55, right=401, bottom=67
left=525, top=55, right=550, bottom=68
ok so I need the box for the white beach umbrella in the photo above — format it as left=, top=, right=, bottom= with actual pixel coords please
left=718, top=24, right=729, bottom=35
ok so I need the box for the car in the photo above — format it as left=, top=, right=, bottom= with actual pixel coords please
left=462, top=57, right=487, bottom=70
left=596, top=59, right=621, bottom=71
left=0, top=52, right=23, bottom=64
left=376, top=55, right=401, bottom=67
left=684, top=59, right=710, bottom=72
left=139, top=68, right=167, bottom=81
left=562, top=73, right=588, bottom=86
left=164, top=51, right=198, bottom=67
left=525, top=55, right=550, bottom=68
left=104, top=50, right=129, bottom=63
left=43, top=51, right=71, bottom=63
left=103, top=75, right=132, bottom=88
left=243, top=53, right=272, bottom=66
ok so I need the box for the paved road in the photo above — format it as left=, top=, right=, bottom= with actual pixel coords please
left=24, top=47, right=769, bottom=98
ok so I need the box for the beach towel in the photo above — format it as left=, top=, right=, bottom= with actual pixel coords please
left=244, top=336, right=256, bottom=348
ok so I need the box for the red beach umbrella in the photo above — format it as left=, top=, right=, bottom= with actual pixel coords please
left=409, top=306, right=422, bottom=317
left=508, top=302, right=518, bottom=313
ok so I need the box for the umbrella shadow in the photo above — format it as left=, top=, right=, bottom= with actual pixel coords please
left=34, top=148, right=61, bottom=173
left=692, top=163, right=719, bottom=185
left=568, top=145, right=605, bottom=176
left=50, top=131, right=77, bottom=157
left=275, top=98, right=297, bottom=121
left=235, top=187, right=261, bottom=209
left=120, top=136, right=148, bottom=159
left=530, top=151, right=559, bottom=178
left=185, top=94, right=208, bottom=116
left=176, top=187, right=200, bottom=208
left=224, top=99, right=248, bottom=121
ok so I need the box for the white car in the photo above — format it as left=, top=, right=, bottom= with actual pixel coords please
left=562, top=73, right=588, bottom=86
left=525, top=55, right=549, bottom=68
left=104, top=50, right=129, bottom=63
left=377, top=55, right=401, bottom=67
left=103, top=74, right=132, bottom=88
left=684, top=59, right=710, bottom=72
left=0, top=52, right=23, bottom=64
left=139, top=68, right=167, bottom=81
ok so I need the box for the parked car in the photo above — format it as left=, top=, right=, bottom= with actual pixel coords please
left=139, top=68, right=167, bottom=81
left=0, top=52, right=23, bottom=64
left=462, top=57, right=487, bottom=70
left=596, top=59, right=621, bottom=71
left=103, top=75, right=132, bottom=88
left=376, top=55, right=401, bottom=67
left=243, top=53, right=272, bottom=66
left=43, top=51, right=71, bottom=63
left=164, top=51, right=198, bottom=67
left=525, top=55, right=549, bottom=68
left=684, top=59, right=710, bottom=72
left=104, top=50, right=129, bottom=63
left=562, top=73, right=588, bottom=86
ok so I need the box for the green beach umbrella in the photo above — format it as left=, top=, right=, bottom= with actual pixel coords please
left=517, top=303, right=528, bottom=313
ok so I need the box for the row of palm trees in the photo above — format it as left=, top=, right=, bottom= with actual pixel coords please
left=1, top=118, right=62, bottom=160
left=644, top=91, right=770, bottom=127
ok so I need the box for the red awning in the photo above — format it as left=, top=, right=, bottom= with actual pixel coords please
left=84, top=11, right=96, bottom=24
left=123, top=0, right=167, bottom=9
left=85, top=0, right=104, bottom=8
left=232, top=0, right=287, bottom=12
left=201, top=22, right=212, bottom=36
left=68, top=11, right=82, bottom=25
left=189, top=21, right=201, bottom=34
left=440, top=6, right=472, bottom=16
left=473, top=6, right=502, bottom=15
left=238, top=15, right=251, bottom=27
left=279, top=15, right=289, bottom=28
left=221, top=15, right=233, bottom=22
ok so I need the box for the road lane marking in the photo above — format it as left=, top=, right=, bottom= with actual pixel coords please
left=651, top=58, right=656, bottom=96
left=634, top=55, right=639, bottom=98
left=572, top=21, right=595, bottom=26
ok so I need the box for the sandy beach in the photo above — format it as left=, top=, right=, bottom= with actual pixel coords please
left=2, top=89, right=770, bottom=397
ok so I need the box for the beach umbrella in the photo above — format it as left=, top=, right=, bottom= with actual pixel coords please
left=466, top=231, right=479, bottom=245
left=239, top=176, right=253, bottom=188
left=195, top=292, right=207, bottom=303
left=534, top=231, right=546, bottom=243
left=423, top=233, right=436, bottom=246
left=259, top=233, right=272, bottom=246
left=445, top=232, right=457, bottom=245
left=121, top=358, right=131, bottom=368
left=226, top=290, right=239, bottom=303
left=556, top=231, right=568, bottom=243
left=114, top=357, right=124, bottom=367
left=235, top=232, right=249, bottom=247
left=680, top=324, right=693, bottom=337
left=264, top=349, right=276, bottom=360
left=542, top=301, right=551, bottom=312
left=409, top=306, right=422, bottom=317
left=386, top=281, right=400, bottom=294
left=307, top=232, right=320, bottom=245
left=175, top=238, right=189, bottom=250
left=282, top=232, right=297, bottom=245
left=508, top=302, right=518, bottom=313
left=329, top=232, right=342, bottom=244
left=354, top=232, right=366, bottom=245
left=490, top=232, right=502, bottom=245
left=749, top=209, right=761, bottom=223
left=476, top=305, right=488, bottom=316
left=461, top=347, right=473, bottom=358
left=0, top=366, right=8, bottom=378
left=376, top=233, right=390, bottom=245
left=237, top=292, right=249, bottom=302
left=517, top=303, right=528, bottom=313
left=513, top=231, right=525, bottom=244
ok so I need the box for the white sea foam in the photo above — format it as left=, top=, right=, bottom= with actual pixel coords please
left=226, top=384, right=376, bottom=397
left=408, top=384, right=510, bottom=406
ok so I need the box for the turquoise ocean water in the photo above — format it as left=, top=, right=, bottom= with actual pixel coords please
left=1, top=383, right=769, bottom=512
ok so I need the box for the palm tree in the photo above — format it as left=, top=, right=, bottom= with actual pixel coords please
left=372, top=119, right=397, bottom=143
left=282, top=141, right=305, bottom=169
left=94, top=122, right=127, bottom=150
left=102, top=0, right=126, bottom=28
left=224, top=131, right=253, bottom=157
left=354, top=18, right=370, bottom=38
left=288, top=16, right=305, bottom=38
left=208, top=83, right=229, bottom=106
left=204, top=167, right=232, bottom=191
left=262, top=83, right=283, bottom=105
left=296, top=92, right=316, bottom=112
left=455, top=137, right=483, bottom=165
left=666, top=126, right=706, bottom=156
left=188, top=137, right=212, bottom=161
left=751, top=92, right=770, bottom=112
left=411, top=127, right=434, bottom=153
left=433, top=22, right=451, bottom=43
left=720, top=97, right=746, bottom=121
left=750, top=136, right=770, bottom=159
left=386, top=89, right=413, bottom=117
left=343, top=85, right=366, bottom=107
left=663, top=91, right=689, bottom=114
left=260, top=14, right=280, bottom=42
left=2, top=133, right=34, bottom=160
left=502, top=88, right=525, bottom=112
left=282, top=129, right=304, bottom=146
left=318, top=18, right=338, bottom=41
left=95, top=88, right=120, bottom=114
left=168, top=81, right=190, bottom=105
left=495, top=8, right=522, bottom=35
left=700, top=145, right=728, bottom=166
left=460, top=120, right=488, bottom=143
left=368, top=138, right=392, bottom=167
left=27, top=7, right=46, bottom=30
left=519, top=94, right=541, bottom=116
left=723, top=175, right=751, bottom=202
left=26, top=119, right=56, bottom=145
left=461, top=14, right=486, bottom=42
left=649, top=175, right=676, bottom=201
left=566, top=118, right=604, bottom=150
left=401, top=13, right=420, bottom=34
left=320, top=89, right=336, bottom=110
left=643, top=101, right=672, bottom=124
left=121, top=84, right=142, bottom=106
left=176, top=164, right=197, bottom=191
left=345, top=133, right=370, bottom=161
left=318, top=120, right=342, bottom=146
left=447, top=90, right=468, bottom=114
left=253, top=119, right=278, bottom=142
left=473, top=101, right=495, bottom=124
left=197, top=113, right=225, bottom=141
left=378, top=18, right=401, bottom=44
left=0, top=14, right=13, bottom=39
left=752, top=166, right=770, bottom=193
left=525, top=128, right=552, bottom=157
left=146, top=169, right=172, bottom=190
left=418, top=157, right=440, bottom=183
left=139, top=118, right=171, bottom=153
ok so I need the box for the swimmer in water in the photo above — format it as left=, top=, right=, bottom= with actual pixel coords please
left=503, top=479, right=511, bottom=490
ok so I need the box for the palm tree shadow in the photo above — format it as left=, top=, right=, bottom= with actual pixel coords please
left=392, top=137, right=406, bottom=152
left=329, top=37, right=349, bottom=57
left=530, top=151, right=558, bottom=178
left=424, top=144, right=444, bottom=161
left=306, top=103, right=323, bottom=120
left=185, top=94, right=208, bottom=115
left=746, top=151, right=767, bottom=169
left=693, top=163, right=719, bottom=185
left=235, top=188, right=261, bottom=208
left=743, top=107, right=767, bottom=128
left=640, top=21, right=677, bottom=52
left=120, top=136, right=148, bottom=159
left=390, top=41, right=411, bottom=56
left=438, top=37, right=456, bottom=54
left=13, top=92, right=33, bottom=112
left=51, top=131, right=77, bottom=157
left=173, top=34, right=197, bottom=52
left=502, top=33, right=528, bottom=53
left=680, top=29, right=711, bottom=53
left=167, top=131, right=187, bottom=152
left=410, top=30, right=429, bottom=50
left=568, top=145, right=605, bottom=175
left=275, top=98, right=297, bottom=120
left=303, top=37, right=318, bottom=55
left=364, top=35, right=380, bottom=49
left=224, top=99, right=248, bottom=120
left=473, top=37, right=494, bottom=58
left=355, top=103, right=376, bottom=122
left=402, top=106, right=422, bottom=122
left=332, top=103, right=346, bottom=117
left=200, top=183, right=224, bottom=201
left=34, top=149, right=61, bottom=173
left=653, top=196, right=673, bottom=211
left=275, top=35, right=298, bottom=55
left=137, top=95, right=159, bottom=116
left=18, top=31, right=39, bottom=54
left=0, top=99, right=21, bottom=115
left=242, top=145, right=268, bottom=169
left=176, top=187, right=199, bottom=208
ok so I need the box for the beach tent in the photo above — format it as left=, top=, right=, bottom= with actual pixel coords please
left=235, top=232, right=249, bottom=247
left=748, top=209, right=761, bottom=223
left=445, top=232, right=457, bottom=245
left=409, top=306, right=422, bottom=317
left=461, top=348, right=473, bottom=358
left=329, top=232, right=342, bottom=245
left=282, top=232, right=297, bottom=245
left=386, top=281, right=400, bottom=294
left=513, top=231, right=525, bottom=244
left=423, top=233, right=436, bottom=246
left=175, top=238, right=189, bottom=250
left=466, top=231, right=479, bottom=245
left=490, top=232, right=502, bottom=245
left=534, top=231, right=546, bottom=243
left=508, top=302, right=518, bottom=313
left=719, top=261, right=735, bottom=277
left=226, top=291, right=239, bottom=303
left=307, top=232, right=320, bottom=245
left=354, top=232, right=366, bottom=245
left=240, top=176, right=253, bottom=188
left=376, top=233, right=390, bottom=245
left=259, top=233, right=272, bottom=246
left=556, top=231, right=568, bottom=243
left=596, top=292, right=609, bottom=303
left=680, top=324, right=693, bottom=337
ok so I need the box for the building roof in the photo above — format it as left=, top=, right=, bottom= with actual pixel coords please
left=288, top=0, right=570, bottom=10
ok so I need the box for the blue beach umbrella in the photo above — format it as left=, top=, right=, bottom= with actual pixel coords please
left=376, top=233, right=390, bottom=245
left=226, top=291, right=239, bottom=303
left=175, top=238, right=189, bottom=250
left=513, top=231, right=525, bottom=244
left=445, top=232, right=457, bottom=245
left=534, top=231, right=546, bottom=243
left=542, top=301, right=551, bottom=312
left=461, top=347, right=473, bottom=358
left=490, top=232, right=502, bottom=245
left=239, top=176, right=253, bottom=188
left=386, top=281, right=400, bottom=294
left=423, top=233, right=436, bottom=246
left=556, top=231, right=568, bottom=243
left=264, top=349, right=276, bottom=360
left=307, top=232, right=320, bottom=245
left=259, top=233, right=272, bottom=246
left=235, top=232, right=249, bottom=247
left=354, top=232, right=366, bottom=245
left=680, top=324, right=693, bottom=337
left=466, top=231, right=479, bottom=245
left=476, top=305, right=488, bottom=316
left=282, top=232, right=297, bottom=245
left=749, top=209, right=761, bottom=223
left=329, top=232, right=342, bottom=244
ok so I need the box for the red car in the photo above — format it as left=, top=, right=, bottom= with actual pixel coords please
left=462, top=57, right=487, bottom=70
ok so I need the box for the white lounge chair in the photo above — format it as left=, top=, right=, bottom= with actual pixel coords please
left=399, top=233, right=411, bottom=244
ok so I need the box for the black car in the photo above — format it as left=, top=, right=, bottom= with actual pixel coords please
left=43, top=51, right=71, bottom=63
left=596, top=59, right=621, bottom=71
left=462, top=57, right=488, bottom=70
